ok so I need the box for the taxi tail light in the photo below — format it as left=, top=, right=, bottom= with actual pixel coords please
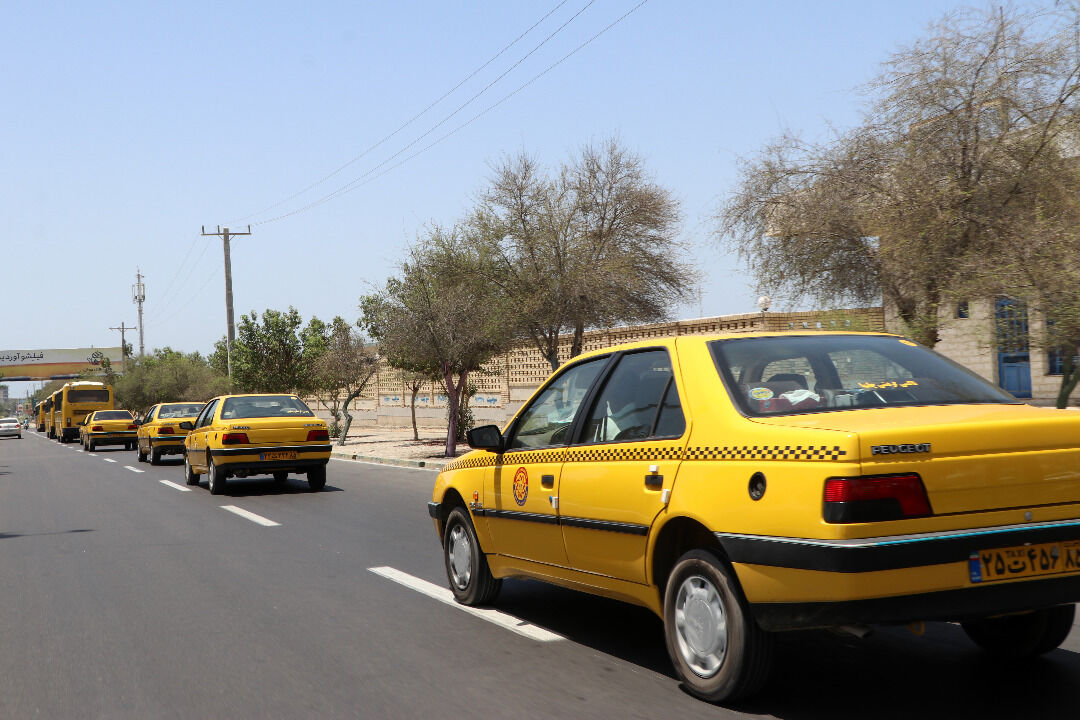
left=306, top=429, right=329, bottom=442
left=158, top=426, right=174, bottom=434
left=222, top=432, right=249, bottom=445
left=127, top=424, right=137, bottom=430
left=92, top=425, right=104, bottom=432
left=823, top=474, right=932, bottom=523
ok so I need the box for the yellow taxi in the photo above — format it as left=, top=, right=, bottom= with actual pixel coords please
left=136, top=401, right=205, bottom=465
left=429, top=332, right=1080, bottom=702
left=181, top=394, right=331, bottom=495
left=79, top=409, right=138, bottom=451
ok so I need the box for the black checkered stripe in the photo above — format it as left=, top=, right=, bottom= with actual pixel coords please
left=683, top=445, right=848, bottom=461
left=442, top=448, right=565, bottom=473
left=564, top=445, right=683, bottom=463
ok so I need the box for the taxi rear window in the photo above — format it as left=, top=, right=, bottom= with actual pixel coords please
left=220, top=396, right=314, bottom=419
left=158, top=403, right=205, bottom=418
left=94, top=410, right=133, bottom=420
left=709, top=335, right=1017, bottom=416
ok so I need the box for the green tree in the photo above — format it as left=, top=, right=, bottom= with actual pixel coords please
left=478, top=138, right=693, bottom=370
left=310, top=317, right=379, bottom=445
left=361, top=224, right=515, bottom=456
left=113, top=348, right=231, bottom=413
left=716, top=6, right=1080, bottom=348
left=229, top=307, right=309, bottom=394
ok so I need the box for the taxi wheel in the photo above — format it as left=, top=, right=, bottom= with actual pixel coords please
left=207, top=456, right=227, bottom=495
left=87, top=439, right=96, bottom=452
left=149, top=449, right=161, bottom=465
left=663, top=549, right=774, bottom=703
left=137, top=444, right=147, bottom=462
left=443, top=506, right=501, bottom=606
left=183, top=453, right=199, bottom=485
left=307, top=466, right=326, bottom=491
left=962, top=604, right=1076, bottom=658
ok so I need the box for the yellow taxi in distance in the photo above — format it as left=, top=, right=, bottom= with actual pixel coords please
left=79, top=409, right=138, bottom=452
left=181, top=394, right=331, bottom=495
left=429, top=332, right=1080, bottom=703
left=136, top=401, right=205, bottom=465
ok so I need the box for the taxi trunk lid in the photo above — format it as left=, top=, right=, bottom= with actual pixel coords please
left=227, top=418, right=323, bottom=446
left=758, top=404, right=1080, bottom=515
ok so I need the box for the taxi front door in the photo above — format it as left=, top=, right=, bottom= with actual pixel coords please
left=483, top=356, right=608, bottom=569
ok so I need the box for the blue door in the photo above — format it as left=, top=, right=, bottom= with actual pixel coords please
left=996, top=298, right=1032, bottom=398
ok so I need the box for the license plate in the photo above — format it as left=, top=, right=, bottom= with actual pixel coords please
left=260, top=451, right=297, bottom=461
left=969, top=540, right=1080, bottom=583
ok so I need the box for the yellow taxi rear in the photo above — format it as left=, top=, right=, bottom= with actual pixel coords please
left=80, top=410, right=137, bottom=451
left=182, top=394, right=331, bottom=495
left=137, top=402, right=204, bottom=465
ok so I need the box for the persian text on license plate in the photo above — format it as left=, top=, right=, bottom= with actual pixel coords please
left=969, top=540, right=1080, bottom=583
left=260, top=451, right=297, bottom=461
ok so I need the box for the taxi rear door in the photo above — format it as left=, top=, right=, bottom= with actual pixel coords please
left=558, top=347, right=689, bottom=583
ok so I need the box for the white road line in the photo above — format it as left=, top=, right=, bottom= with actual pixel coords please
left=369, top=566, right=564, bottom=643
left=220, top=505, right=280, bottom=527
left=124, top=465, right=144, bottom=473
left=103, top=458, right=117, bottom=463
left=159, top=480, right=192, bottom=492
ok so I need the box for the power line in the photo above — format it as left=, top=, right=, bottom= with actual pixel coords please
left=143, top=237, right=214, bottom=322
left=248, top=0, right=597, bottom=226
left=147, top=237, right=199, bottom=318
left=254, top=0, right=649, bottom=227
left=231, top=0, right=572, bottom=225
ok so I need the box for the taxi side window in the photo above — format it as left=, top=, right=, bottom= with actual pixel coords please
left=581, top=350, right=683, bottom=443
left=195, top=399, right=219, bottom=429
left=506, top=358, right=607, bottom=450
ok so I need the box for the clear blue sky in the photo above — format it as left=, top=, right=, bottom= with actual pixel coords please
left=1, top=0, right=1017, bottom=398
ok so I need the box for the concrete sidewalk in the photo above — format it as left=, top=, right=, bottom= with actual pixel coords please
left=328, top=427, right=465, bottom=470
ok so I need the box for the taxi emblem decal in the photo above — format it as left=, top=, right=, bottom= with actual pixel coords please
left=513, top=466, right=529, bottom=506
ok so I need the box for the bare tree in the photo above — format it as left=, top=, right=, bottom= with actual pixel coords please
left=315, top=317, right=378, bottom=445
left=717, top=6, right=1080, bottom=347
left=478, top=138, right=693, bottom=371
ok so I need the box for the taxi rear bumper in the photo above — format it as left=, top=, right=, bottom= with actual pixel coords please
left=209, top=444, right=331, bottom=476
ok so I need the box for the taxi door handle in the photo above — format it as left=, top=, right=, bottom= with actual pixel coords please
left=645, top=464, right=663, bottom=489
left=541, top=474, right=555, bottom=489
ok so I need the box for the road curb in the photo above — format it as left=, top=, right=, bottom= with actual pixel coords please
left=330, top=449, right=448, bottom=470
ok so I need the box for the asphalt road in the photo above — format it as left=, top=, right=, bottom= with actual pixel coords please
left=2, top=431, right=1080, bottom=719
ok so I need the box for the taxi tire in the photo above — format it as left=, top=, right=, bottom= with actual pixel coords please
left=442, top=506, right=501, bottom=606
left=207, top=456, right=227, bottom=495
left=88, top=439, right=96, bottom=452
left=184, top=453, right=199, bottom=485
left=663, top=549, right=774, bottom=704
left=307, top=466, right=326, bottom=491
left=137, top=445, right=147, bottom=462
left=150, top=449, right=161, bottom=465
left=962, top=604, right=1076, bottom=658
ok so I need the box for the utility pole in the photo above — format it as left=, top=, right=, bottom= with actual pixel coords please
left=132, top=268, right=146, bottom=358
left=201, top=225, right=252, bottom=378
left=109, top=322, right=136, bottom=374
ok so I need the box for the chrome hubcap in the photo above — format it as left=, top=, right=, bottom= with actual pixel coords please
left=674, top=574, right=728, bottom=678
left=447, top=524, right=473, bottom=590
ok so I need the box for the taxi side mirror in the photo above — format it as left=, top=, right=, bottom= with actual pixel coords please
left=467, top=425, right=503, bottom=453
left=179, top=421, right=194, bottom=430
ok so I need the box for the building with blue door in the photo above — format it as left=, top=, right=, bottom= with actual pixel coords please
left=885, top=298, right=1078, bottom=406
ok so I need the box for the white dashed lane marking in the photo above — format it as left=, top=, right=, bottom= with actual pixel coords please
left=103, top=458, right=117, bottom=463
left=220, top=505, right=280, bottom=527
left=159, top=480, right=192, bottom=492
left=369, top=566, right=564, bottom=642
left=124, top=466, right=144, bottom=473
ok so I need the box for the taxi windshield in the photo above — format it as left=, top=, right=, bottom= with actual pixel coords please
left=710, top=334, right=1018, bottom=417
left=220, top=396, right=314, bottom=419
left=158, top=403, right=204, bottom=419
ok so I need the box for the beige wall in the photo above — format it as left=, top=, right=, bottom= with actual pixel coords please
left=310, top=307, right=887, bottom=429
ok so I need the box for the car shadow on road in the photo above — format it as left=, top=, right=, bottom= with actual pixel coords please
left=211, top=477, right=343, bottom=496
left=0, top=528, right=94, bottom=540
left=492, top=580, right=1080, bottom=718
